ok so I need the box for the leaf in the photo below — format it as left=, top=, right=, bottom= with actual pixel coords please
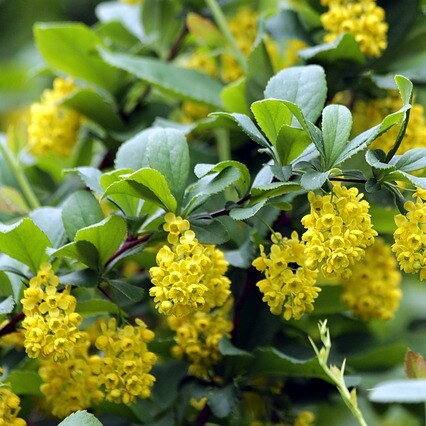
left=145, top=128, right=189, bottom=202
left=275, top=125, right=311, bottom=164
left=369, top=379, right=426, bottom=403
left=206, top=385, right=237, bottom=418
left=300, top=170, right=331, bottom=190
left=186, top=13, right=224, bottom=47
left=100, top=49, right=223, bottom=108
left=0, top=218, right=51, bottom=273
left=221, top=78, right=250, bottom=115
left=0, top=296, right=14, bottom=314
left=298, top=33, right=365, bottom=64
left=109, top=279, right=145, bottom=302
left=65, top=167, right=103, bottom=194
left=251, top=99, right=292, bottom=144
left=62, top=88, right=124, bottom=131
left=34, top=23, right=119, bottom=93
left=59, top=410, right=103, bottom=426
left=405, top=350, right=426, bottom=379
left=60, top=269, right=99, bottom=288
left=388, top=171, right=426, bottom=189
left=365, top=149, right=395, bottom=170
left=30, top=207, right=67, bottom=249
left=391, top=148, right=426, bottom=172
left=0, top=186, right=28, bottom=215
left=218, top=337, right=253, bottom=359
left=191, top=219, right=230, bottom=245
left=76, top=299, right=119, bottom=316
left=264, top=65, right=327, bottom=123
left=229, top=200, right=267, bottom=221
left=321, top=104, right=352, bottom=168
left=61, top=191, right=104, bottom=241
left=103, top=168, right=177, bottom=212
left=7, top=370, right=43, bottom=396
left=250, top=182, right=300, bottom=203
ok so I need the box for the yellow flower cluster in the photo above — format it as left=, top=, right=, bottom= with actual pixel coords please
left=321, top=0, right=388, bottom=57
left=185, top=50, right=218, bottom=78
left=294, top=411, right=316, bottom=426
left=341, top=238, right=402, bottom=320
left=149, top=213, right=231, bottom=317
left=120, top=0, right=142, bottom=4
left=21, top=263, right=85, bottom=362
left=168, top=303, right=233, bottom=379
left=252, top=232, right=320, bottom=320
left=39, top=336, right=103, bottom=418
left=352, top=95, right=426, bottom=154
left=393, top=188, right=426, bottom=280
left=94, top=318, right=157, bottom=405
left=302, top=184, right=377, bottom=279
left=0, top=385, right=26, bottom=426
left=28, top=78, right=81, bottom=157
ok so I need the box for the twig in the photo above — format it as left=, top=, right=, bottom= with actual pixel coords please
left=0, top=312, right=25, bottom=337
left=329, top=177, right=366, bottom=184
left=105, top=234, right=152, bottom=267
left=195, top=405, right=212, bottom=426
left=209, top=194, right=251, bottom=218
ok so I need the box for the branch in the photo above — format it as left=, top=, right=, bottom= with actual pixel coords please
left=210, top=194, right=251, bottom=218
left=0, top=312, right=25, bottom=337
left=195, top=405, right=212, bottom=426
left=329, top=177, right=366, bottom=184
left=105, top=234, right=152, bottom=267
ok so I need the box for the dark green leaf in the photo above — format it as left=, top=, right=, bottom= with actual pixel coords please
left=109, top=279, right=145, bottom=302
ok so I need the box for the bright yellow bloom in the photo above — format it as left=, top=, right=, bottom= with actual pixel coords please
left=181, top=101, right=212, bottom=123
left=341, top=238, right=402, bottom=320
left=190, top=397, right=207, bottom=410
left=252, top=232, right=320, bottom=320
left=168, top=301, right=233, bottom=379
left=392, top=188, right=426, bottom=280
left=120, top=0, right=142, bottom=3
left=149, top=213, right=231, bottom=317
left=321, top=0, right=388, bottom=57
left=294, top=411, right=315, bottom=426
left=0, top=386, right=26, bottom=426
left=39, top=334, right=103, bottom=418
left=94, top=318, right=157, bottom=405
left=20, top=263, right=85, bottom=362
left=184, top=50, right=218, bottom=78
left=0, top=323, right=24, bottom=348
left=28, top=78, right=81, bottom=157
left=302, top=184, right=377, bottom=279
left=351, top=94, right=426, bottom=154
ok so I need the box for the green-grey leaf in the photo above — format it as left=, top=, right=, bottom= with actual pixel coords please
left=229, top=200, right=266, bottom=221
left=59, top=410, right=103, bottom=426
left=301, top=170, right=331, bottom=190
left=0, top=296, right=14, bottom=314
left=391, top=148, right=426, bottom=172
left=109, top=279, right=145, bottom=302
left=369, top=379, right=426, bottom=403
left=30, top=207, right=67, bottom=248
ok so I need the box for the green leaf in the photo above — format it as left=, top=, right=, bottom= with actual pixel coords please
left=391, top=148, right=426, bottom=172
left=369, top=379, right=426, bottom=403
left=115, top=128, right=154, bottom=170
left=365, top=149, right=395, bottom=170
left=62, top=88, right=124, bottom=131
left=100, top=49, right=223, bottom=107
left=109, top=279, right=145, bottom=302
left=76, top=298, right=119, bottom=316
left=299, top=33, right=365, bottom=64
left=221, top=78, right=250, bottom=114
left=218, top=337, right=253, bottom=359
left=60, top=269, right=99, bottom=288
left=301, top=170, right=331, bottom=190
left=405, top=350, right=426, bottom=379
left=275, top=125, right=311, bottom=164
left=251, top=99, right=292, bottom=144
left=0, top=186, right=28, bottom=215
left=34, top=23, right=120, bottom=93
left=250, top=182, right=300, bottom=203
left=0, top=218, right=51, bottom=273
left=65, top=167, right=103, bottom=194
left=206, top=385, right=237, bottom=418
left=191, top=219, right=230, bottom=245
left=103, top=168, right=177, bottom=212
left=141, top=0, right=183, bottom=59
left=61, top=190, right=104, bottom=240
left=229, top=200, right=266, bottom=221
left=387, top=170, right=426, bottom=189
left=145, top=128, right=189, bottom=202
left=0, top=296, right=14, bottom=314
left=321, top=104, right=352, bottom=168
left=264, top=65, right=327, bottom=123
left=186, top=12, right=224, bottom=47
left=30, top=207, right=67, bottom=249
left=7, top=370, right=43, bottom=396
left=59, top=410, right=103, bottom=426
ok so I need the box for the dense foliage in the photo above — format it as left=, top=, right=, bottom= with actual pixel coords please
left=0, top=0, right=425, bottom=425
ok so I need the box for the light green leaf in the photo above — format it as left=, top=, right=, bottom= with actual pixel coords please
left=369, top=379, right=426, bottom=403
left=7, top=370, right=43, bottom=396
left=0, top=187, right=28, bottom=215
left=264, top=65, right=327, bottom=123
left=275, top=125, right=311, bottom=164
left=59, top=410, right=103, bottom=426
left=251, top=99, right=292, bottom=144
left=0, top=218, right=51, bottom=273
left=61, top=191, right=104, bottom=240
left=221, top=78, right=250, bottom=114
left=76, top=299, right=119, bottom=316
left=34, top=23, right=120, bottom=93
left=100, top=49, right=223, bottom=107
left=103, top=168, right=177, bottom=212
left=322, top=104, right=352, bottom=168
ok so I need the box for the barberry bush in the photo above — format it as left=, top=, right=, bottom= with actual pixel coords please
left=0, top=0, right=425, bottom=425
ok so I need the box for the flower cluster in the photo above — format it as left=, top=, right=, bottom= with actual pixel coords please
left=94, top=318, right=157, bottom=405
left=341, top=238, right=402, bottom=320
left=168, top=302, right=233, bottom=378
left=302, top=184, right=377, bottom=279
left=149, top=213, right=231, bottom=317
left=253, top=232, right=320, bottom=320
left=28, top=78, right=81, bottom=157
left=392, top=188, right=426, bottom=280
left=21, top=263, right=85, bottom=361
left=321, top=0, right=388, bottom=57
left=0, top=384, right=26, bottom=426
left=294, top=411, right=316, bottom=426
left=39, top=336, right=103, bottom=418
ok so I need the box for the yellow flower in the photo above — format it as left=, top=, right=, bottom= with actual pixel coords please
left=184, top=50, right=218, bottom=78
left=20, top=263, right=84, bottom=362
left=190, top=397, right=207, bottom=410
left=252, top=232, right=320, bottom=320
left=120, top=0, right=142, bottom=3
left=392, top=188, right=426, bottom=280
left=294, top=411, right=315, bottom=426
left=149, top=213, right=231, bottom=317
left=321, top=0, right=388, bottom=57
left=0, top=386, right=26, bottom=426
left=94, top=318, right=157, bottom=405
left=39, top=334, right=103, bottom=418
left=168, top=301, right=233, bottom=379
left=302, top=184, right=377, bottom=278
left=181, top=101, right=212, bottom=124
left=341, top=238, right=402, bottom=320
left=279, top=39, right=308, bottom=69
left=28, top=78, right=81, bottom=157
